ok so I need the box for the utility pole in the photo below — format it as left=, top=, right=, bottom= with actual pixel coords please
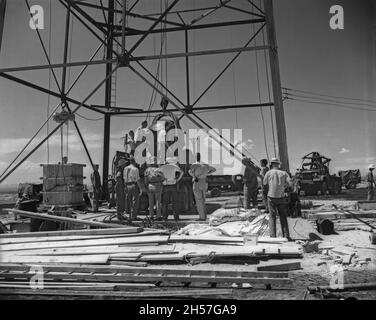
left=264, top=0, right=290, bottom=172
left=102, top=0, right=115, bottom=199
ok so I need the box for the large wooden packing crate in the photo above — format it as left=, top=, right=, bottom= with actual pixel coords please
left=41, top=163, right=86, bottom=206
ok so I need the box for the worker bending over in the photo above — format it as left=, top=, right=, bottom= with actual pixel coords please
left=367, top=164, right=375, bottom=200
left=242, top=157, right=259, bottom=209
left=144, top=157, right=165, bottom=220
left=189, top=153, right=216, bottom=221
left=124, top=156, right=142, bottom=222
left=160, top=157, right=183, bottom=221
left=263, top=158, right=291, bottom=239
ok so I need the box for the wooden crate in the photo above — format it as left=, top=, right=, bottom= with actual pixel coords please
left=41, top=164, right=86, bottom=206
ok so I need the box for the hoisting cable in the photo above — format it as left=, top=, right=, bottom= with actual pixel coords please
left=46, top=0, right=52, bottom=164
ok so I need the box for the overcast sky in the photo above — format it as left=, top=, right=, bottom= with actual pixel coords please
left=0, top=0, right=375, bottom=185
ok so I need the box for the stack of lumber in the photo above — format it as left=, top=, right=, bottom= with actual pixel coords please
left=0, top=263, right=292, bottom=298
left=0, top=209, right=303, bottom=265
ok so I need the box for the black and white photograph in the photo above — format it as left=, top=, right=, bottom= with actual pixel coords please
left=0, top=0, right=375, bottom=305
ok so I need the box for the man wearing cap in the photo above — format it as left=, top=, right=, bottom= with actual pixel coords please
left=160, top=157, right=184, bottom=221
left=242, top=157, right=260, bottom=210
left=144, top=157, right=165, bottom=220
left=189, top=153, right=216, bottom=221
left=367, top=164, right=375, bottom=200
left=123, top=156, right=142, bottom=221
left=263, top=158, right=292, bottom=239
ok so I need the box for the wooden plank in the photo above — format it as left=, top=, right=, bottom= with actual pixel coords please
left=0, top=235, right=170, bottom=251
left=0, top=227, right=144, bottom=239
left=257, top=237, right=288, bottom=244
left=0, top=263, right=290, bottom=279
left=0, top=231, right=168, bottom=245
left=169, top=235, right=244, bottom=244
left=11, top=247, right=176, bottom=257
left=0, top=288, right=234, bottom=298
left=0, top=281, right=155, bottom=288
left=109, top=261, right=148, bottom=267
left=5, top=245, right=176, bottom=257
left=0, top=254, right=109, bottom=264
left=257, top=261, right=301, bottom=271
left=6, top=209, right=122, bottom=229
left=0, top=271, right=292, bottom=285
left=307, top=211, right=376, bottom=220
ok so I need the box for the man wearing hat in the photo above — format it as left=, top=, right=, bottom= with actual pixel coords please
left=144, top=156, right=165, bottom=220
left=189, top=153, right=216, bottom=221
left=242, top=157, right=260, bottom=210
left=367, top=164, right=375, bottom=200
left=263, top=158, right=292, bottom=239
left=160, top=157, right=183, bottom=221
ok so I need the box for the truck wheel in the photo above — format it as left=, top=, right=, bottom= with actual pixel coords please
left=210, top=188, right=221, bottom=198
left=348, top=182, right=356, bottom=190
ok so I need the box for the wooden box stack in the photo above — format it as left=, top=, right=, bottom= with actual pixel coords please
left=41, top=163, right=86, bottom=206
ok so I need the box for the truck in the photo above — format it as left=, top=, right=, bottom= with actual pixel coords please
left=206, top=174, right=243, bottom=197
left=294, top=152, right=342, bottom=196
left=338, top=169, right=361, bottom=190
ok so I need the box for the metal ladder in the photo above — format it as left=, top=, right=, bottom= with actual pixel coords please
left=110, top=0, right=125, bottom=111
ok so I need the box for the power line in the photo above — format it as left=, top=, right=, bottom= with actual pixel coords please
left=285, top=96, right=376, bottom=112
left=283, top=87, right=376, bottom=106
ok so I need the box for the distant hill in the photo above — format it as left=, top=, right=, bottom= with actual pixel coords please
left=0, top=184, right=18, bottom=193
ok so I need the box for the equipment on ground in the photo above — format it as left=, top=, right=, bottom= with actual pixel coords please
left=338, top=169, right=361, bottom=190
left=294, top=152, right=342, bottom=196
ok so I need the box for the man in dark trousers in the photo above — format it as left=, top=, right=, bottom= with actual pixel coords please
left=242, top=157, right=259, bottom=209
left=260, top=159, right=269, bottom=213
left=367, top=164, right=375, bottom=200
left=124, top=156, right=142, bottom=221
left=263, top=158, right=292, bottom=239
left=90, top=165, right=102, bottom=212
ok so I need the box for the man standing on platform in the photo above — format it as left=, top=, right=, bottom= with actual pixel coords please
left=189, top=153, right=216, bottom=221
left=260, top=159, right=269, bottom=213
left=90, top=164, right=102, bottom=213
left=263, top=158, right=292, bottom=239
left=144, top=157, right=165, bottom=220
left=242, top=157, right=259, bottom=209
left=124, top=156, right=142, bottom=222
left=160, top=157, right=183, bottom=221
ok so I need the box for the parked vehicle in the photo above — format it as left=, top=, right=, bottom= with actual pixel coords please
left=338, top=169, right=361, bottom=189
left=294, top=152, right=342, bottom=196
left=207, top=174, right=243, bottom=197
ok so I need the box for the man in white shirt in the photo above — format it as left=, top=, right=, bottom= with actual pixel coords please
left=263, top=158, right=291, bottom=239
left=160, top=157, right=183, bottom=221
left=189, top=153, right=216, bottom=221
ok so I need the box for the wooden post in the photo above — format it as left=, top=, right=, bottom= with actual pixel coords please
left=264, top=0, right=290, bottom=172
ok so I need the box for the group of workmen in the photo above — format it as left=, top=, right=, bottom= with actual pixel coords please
left=114, top=152, right=216, bottom=223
